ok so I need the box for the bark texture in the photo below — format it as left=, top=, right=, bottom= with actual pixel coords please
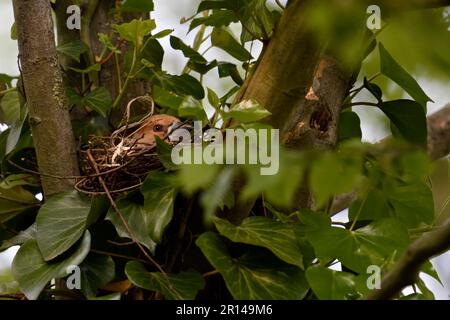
left=13, top=0, right=79, bottom=196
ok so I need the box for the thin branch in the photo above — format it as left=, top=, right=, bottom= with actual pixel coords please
left=85, top=150, right=183, bottom=300
left=367, top=217, right=450, bottom=300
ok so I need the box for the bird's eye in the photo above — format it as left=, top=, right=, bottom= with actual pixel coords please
left=153, top=124, right=163, bottom=132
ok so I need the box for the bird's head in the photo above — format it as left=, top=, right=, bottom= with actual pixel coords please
left=131, top=114, right=186, bottom=147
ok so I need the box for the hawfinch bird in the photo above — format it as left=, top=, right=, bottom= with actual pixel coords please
left=130, top=114, right=182, bottom=148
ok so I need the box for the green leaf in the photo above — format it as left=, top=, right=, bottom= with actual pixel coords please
left=12, top=231, right=91, bottom=300
left=106, top=198, right=157, bottom=253
left=221, top=99, right=271, bottom=123
left=217, top=62, right=244, bottom=85
left=213, top=216, right=304, bottom=268
left=310, top=151, right=363, bottom=208
left=338, top=111, right=362, bottom=142
left=379, top=99, right=427, bottom=146
left=388, top=182, right=434, bottom=228
left=306, top=266, right=360, bottom=300
left=242, top=152, right=304, bottom=208
left=200, top=167, right=235, bottom=223
left=79, top=254, right=115, bottom=298
left=120, top=0, right=154, bottom=13
left=0, top=91, right=20, bottom=125
left=0, top=223, right=36, bottom=252
left=98, top=33, right=120, bottom=54
left=153, top=86, right=184, bottom=110
left=348, top=189, right=390, bottom=222
left=177, top=164, right=220, bottom=195
left=306, top=218, right=410, bottom=273
left=125, top=261, right=204, bottom=300
left=169, top=36, right=212, bottom=74
left=114, top=19, right=156, bottom=48
left=0, top=74, right=17, bottom=87
left=179, top=96, right=207, bottom=121
left=189, top=10, right=238, bottom=32
left=10, top=22, right=17, bottom=40
left=196, top=232, right=309, bottom=300
left=141, top=38, right=164, bottom=69
left=146, top=71, right=205, bottom=99
left=363, top=77, right=382, bottom=102
left=5, top=103, right=28, bottom=156
left=207, top=88, right=220, bottom=109
left=379, top=43, right=432, bottom=107
left=155, top=136, right=178, bottom=170
left=211, top=28, right=252, bottom=61
left=36, top=191, right=91, bottom=261
left=0, top=186, right=39, bottom=224
left=56, top=40, right=89, bottom=62
left=83, top=87, right=112, bottom=116
left=140, top=171, right=176, bottom=243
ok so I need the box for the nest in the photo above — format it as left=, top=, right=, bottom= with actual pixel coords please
left=75, top=96, right=164, bottom=195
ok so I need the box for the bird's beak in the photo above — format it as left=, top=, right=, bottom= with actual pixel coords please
left=167, top=121, right=193, bottom=143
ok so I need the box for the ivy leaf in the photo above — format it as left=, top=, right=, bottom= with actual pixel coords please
left=79, top=254, right=115, bottom=298
left=36, top=191, right=91, bottom=261
left=310, top=151, right=363, bottom=208
left=200, top=167, right=235, bottom=223
left=56, top=40, right=89, bottom=62
left=153, top=86, right=184, bottom=110
left=306, top=218, right=410, bottom=273
left=10, top=22, right=17, bottom=40
left=217, top=62, right=244, bottom=85
left=114, top=19, right=156, bottom=48
left=98, top=33, right=121, bottom=54
left=12, top=231, right=91, bottom=300
left=140, top=171, right=176, bottom=243
left=179, top=96, right=207, bottom=121
left=125, top=261, right=205, bottom=300
left=189, top=10, right=238, bottom=32
left=177, top=164, right=220, bottom=196
left=146, top=71, right=205, bottom=99
left=170, top=36, right=216, bottom=74
left=213, top=216, right=304, bottom=268
left=221, top=99, right=271, bottom=123
left=379, top=100, right=427, bottom=146
left=120, top=0, right=154, bottom=12
left=155, top=137, right=178, bottom=170
left=196, top=232, right=309, bottom=300
left=242, top=152, right=304, bottom=208
left=337, top=111, right=362, bottom=142
left=363, top=77, right=382, bottom=102
left=0, top=223, right=36, bottom=252
left=388, top=182, right=434, bottom=228
left=0, top=91, right=20, bottom=125
left=379, top=43, right=432, bottom=108
left=306, top=266, right=361, bottom=300
left=106, top=198, right=157, bottom=254
left=211, top=28, right=252, bottom=61
left=83, top=87, right=112, bottom=116
left=0, top=185, right=39, bottom=224
left=141, top=38, right=164, bottom=69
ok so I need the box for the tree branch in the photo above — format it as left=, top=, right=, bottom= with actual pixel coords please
left=13, top=0, right=80, bottom=196
left=367, top=217, right=450, bottom=299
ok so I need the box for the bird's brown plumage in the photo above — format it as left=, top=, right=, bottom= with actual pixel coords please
left=130, top=114, right=181, bottom=147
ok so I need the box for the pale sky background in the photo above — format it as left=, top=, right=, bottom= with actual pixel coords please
left=0, top=0, right=449, bottom=299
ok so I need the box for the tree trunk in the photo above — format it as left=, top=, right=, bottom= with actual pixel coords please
left=13, top=0, right=79, bottom=196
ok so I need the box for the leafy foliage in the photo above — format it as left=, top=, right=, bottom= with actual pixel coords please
left=0, top=0, right=447, bottom=301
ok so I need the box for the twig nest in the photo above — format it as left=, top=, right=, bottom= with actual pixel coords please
left=75, top=97, right=183, bottom=195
